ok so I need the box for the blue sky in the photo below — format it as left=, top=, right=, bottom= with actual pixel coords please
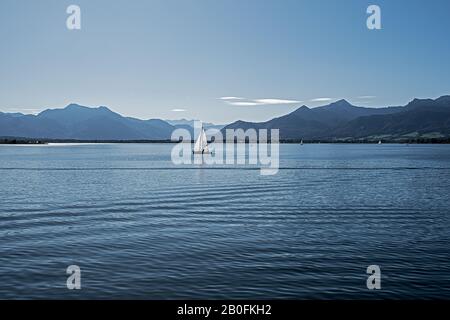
left=1, top=0, right=449, bottom=123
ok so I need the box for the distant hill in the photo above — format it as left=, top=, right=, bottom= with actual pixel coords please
left=0, top=104, right=175, bottom=140
left=334, top=97, right=450, bottom=139
left=2, top=97, right=449, bottom=142
left=165, top=119, right=224, bottom=138
left=223, top=96, right=450, bottom=141
left=165, top=118, right=222, bottom=128
left=166, top=119, right=223, bottom=130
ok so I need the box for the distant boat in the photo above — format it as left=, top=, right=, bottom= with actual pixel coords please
left=378, top=140, right=382, bottom=144
left=300, top=139, right=303, bottom=145
left=193, top=127, right=211, bottom=154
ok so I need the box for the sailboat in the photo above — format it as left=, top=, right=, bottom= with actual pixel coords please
left=378, top=140, right=382, bottom=145
left=193, top=127, right=211, bottom=154
left=300, top=139, right=303, bottom=146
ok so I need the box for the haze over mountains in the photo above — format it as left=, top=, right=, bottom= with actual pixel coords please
left=165, top=119, right=224, bottom=137
left=1, top=96, right=449, bottom=141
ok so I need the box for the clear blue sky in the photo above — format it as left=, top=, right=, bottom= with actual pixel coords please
left=1, top=0, right=449, bottom=123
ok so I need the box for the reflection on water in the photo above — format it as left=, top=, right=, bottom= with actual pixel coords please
left=0, top=144, right=450, bottom=299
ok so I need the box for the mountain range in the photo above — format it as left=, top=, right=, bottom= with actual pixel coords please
left=0, top=104, right=176, bottom=140
left=1, top=96, right=450, bottom=141
left=223, top=96, right=450, bottom=141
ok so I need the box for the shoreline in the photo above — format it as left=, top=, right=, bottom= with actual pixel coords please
left=2, top=138, right=450, bottom=145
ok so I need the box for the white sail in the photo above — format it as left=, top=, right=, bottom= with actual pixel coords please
left=193, top=128, right=209, bottom=153
left=201, top=129, right=209, bottom=153
left=193, top=130, right=203, bottom=152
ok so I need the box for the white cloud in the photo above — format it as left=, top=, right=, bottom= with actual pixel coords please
left=226, top=101, right=263, bottom=106
left=171, top=108, right=186, bottom=112
left=310, top=97, right=333, bottom=102
left=219, top=96, right=244, bottom=100
left=220, top=96, right=301, bottom=106
left=356, top=95, right=376, bottom=99
left=253, top=99, right=301, bottom=104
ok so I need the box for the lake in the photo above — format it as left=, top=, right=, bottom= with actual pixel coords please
left=1, top=143, right=450, bottom=299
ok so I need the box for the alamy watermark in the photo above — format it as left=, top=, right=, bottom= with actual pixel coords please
left=171, top=122, right=279, bottom=175
left=367, top=5, right=381, bottom=30
left=66, top=265, right=81, bottom=290
left=367, top=265, right=381, bottom=290
left=66, top=5, right=81, bottom=30
left=64, top=5, right=381, bottom=31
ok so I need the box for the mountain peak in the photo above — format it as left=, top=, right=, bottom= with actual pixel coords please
left=98, top=105, right=113, bottom=112
left=436, top=95, right=450, bottom=104
left=65, top=103, right=85, bottom=109
left=406, top=98, right=435, bottom=109
left=296, top=105, right=310, bottom=111
left=315, top=99, right=354, bottom=111
left=404, top=96, right=450, bottom=110
left=329, top=99, right=352, bottom=107
left=64, top=104, right=113, bottom=113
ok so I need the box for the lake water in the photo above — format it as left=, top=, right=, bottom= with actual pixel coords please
left=1, top=143, right=450, bottom=299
